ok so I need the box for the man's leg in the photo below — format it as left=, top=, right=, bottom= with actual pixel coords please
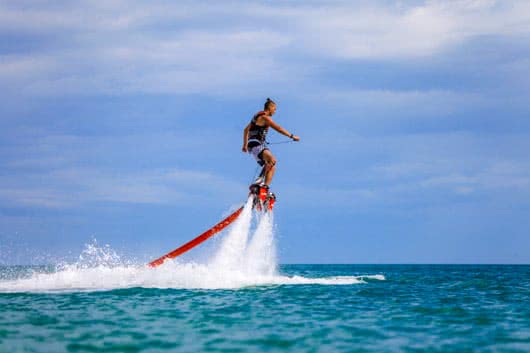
left=260, top=149, right=276, bottom=186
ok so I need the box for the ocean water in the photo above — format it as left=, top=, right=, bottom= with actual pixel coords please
left=1, top=200, right=529, bottom=352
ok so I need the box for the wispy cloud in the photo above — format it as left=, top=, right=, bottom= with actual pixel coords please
left=284, top=159, right=530, bottom=210
left=284, top=0, right=530, bottom=59
left=0, top=166, right=243, bottom=208
left=0, top=129, right=244, bottom=209
left=315, top=88, right=486, bottom=120
left=284, top=129, right=530, bottom=210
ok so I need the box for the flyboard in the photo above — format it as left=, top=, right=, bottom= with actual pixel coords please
left=148, top=170, right=275, bottom=268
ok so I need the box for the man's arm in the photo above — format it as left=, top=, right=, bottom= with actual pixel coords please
left=264, top=117, right=300, bottom=141
left=242, top=123, right=250, bottom=152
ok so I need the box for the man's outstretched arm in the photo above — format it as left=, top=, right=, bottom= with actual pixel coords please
left=264, top=117, right=300, bottom=141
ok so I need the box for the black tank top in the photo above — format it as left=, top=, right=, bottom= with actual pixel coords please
left=248, top=111, right=269, bottom=145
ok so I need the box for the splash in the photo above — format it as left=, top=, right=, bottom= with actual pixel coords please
left=244, top=212, right=276, bottom=276
left=72, top=239, right=124, bottom=269
left=209, top=198, right=254, bottom=271
left=0, top=199, right=385, bottom=292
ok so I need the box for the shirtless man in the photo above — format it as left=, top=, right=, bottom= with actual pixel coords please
left=242, top=98, right=300, bottom=189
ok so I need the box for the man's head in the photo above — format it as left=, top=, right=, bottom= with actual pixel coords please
left=264, top=98, right=276, bottom=115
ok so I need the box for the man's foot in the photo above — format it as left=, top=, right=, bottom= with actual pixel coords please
left=249, top=183, right=268, bottom=197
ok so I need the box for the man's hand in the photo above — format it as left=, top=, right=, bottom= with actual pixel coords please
left=242, top=145, right=248, bottom=153
left=292, top=135, right=300, bottom=142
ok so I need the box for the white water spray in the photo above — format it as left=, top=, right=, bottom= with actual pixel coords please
left=244, top=212, right=276, bottom=277
left=210, top=197, right=254, bottom=271
left=0, top=198, right=385, bottom=292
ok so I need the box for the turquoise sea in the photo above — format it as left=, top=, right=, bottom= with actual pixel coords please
left=1, top=264, right=529, bottom=353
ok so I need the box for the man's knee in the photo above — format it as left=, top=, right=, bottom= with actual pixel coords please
left=264, top=161, right=275, bottom=172
left=266, top=154, right=276, bottom=165
left=265, top=160, right=276, bottom=171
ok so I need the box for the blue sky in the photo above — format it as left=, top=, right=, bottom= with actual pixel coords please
left=1, top=0, right=529, bottom=264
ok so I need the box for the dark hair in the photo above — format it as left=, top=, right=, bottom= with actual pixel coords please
left=264, top=98, right=276, bottom=110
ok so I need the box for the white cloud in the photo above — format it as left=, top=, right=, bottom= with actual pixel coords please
left=1, top=29, right=293, bottom=96
left=256, top=0, right=530, bottom=59
left=1, top=1, right=529, bottom=97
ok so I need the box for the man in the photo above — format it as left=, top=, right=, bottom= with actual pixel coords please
left=242, top=98, right=300, bottom=189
